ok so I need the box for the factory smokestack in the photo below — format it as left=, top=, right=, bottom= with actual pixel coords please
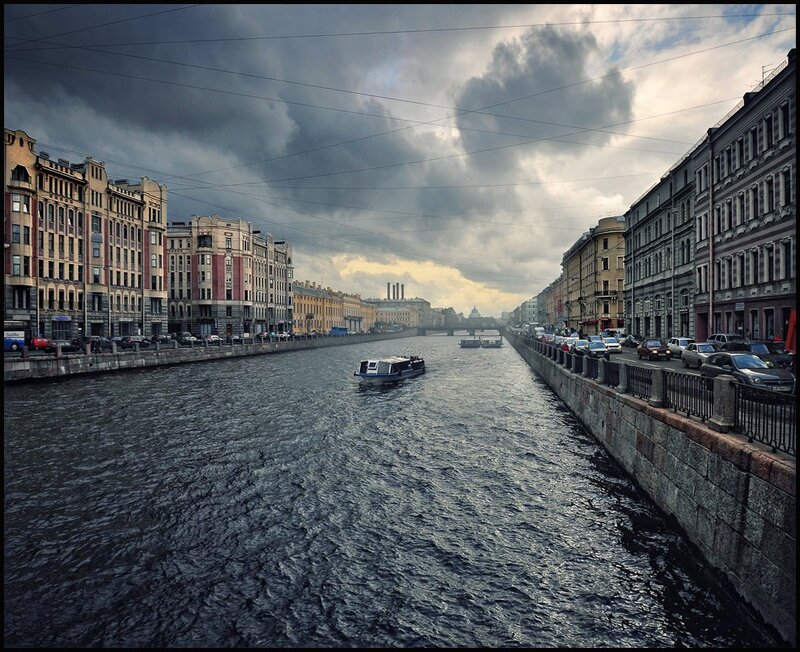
left=387, top=282, right=391, bottom=300
left=401, top=284, right=404, bottom=300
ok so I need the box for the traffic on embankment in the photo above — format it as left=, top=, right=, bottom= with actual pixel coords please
left=4, top=329, right=416, bottom=383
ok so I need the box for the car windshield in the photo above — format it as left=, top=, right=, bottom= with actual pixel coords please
left=645, top=340, right=662, bottom=347
left=574, top=340, right=589, bottom=347
left=679, top=339, right=693, bottom=345
left=732, top=354, right=769, bottom=370
left=749, top=343, right=770, bottom=354
left=605, top=338, right=619, bottom=344
left=697, top=344, right=717, bottom=352
left=588, top=342, right=605, bottom=349
left=765, top=342, right=787, bottom=354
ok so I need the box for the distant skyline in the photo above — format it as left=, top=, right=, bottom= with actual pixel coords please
left=4, top=4, right=796, bottom=316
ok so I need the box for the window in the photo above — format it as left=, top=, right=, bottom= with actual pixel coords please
left=12, top=224, right=20, bottom=243
left=602, top=257, right=609, bottom=271
left=12, top=255, right=21, bottom=275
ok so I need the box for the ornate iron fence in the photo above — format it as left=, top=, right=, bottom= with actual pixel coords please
left=733, top=385, right=796, bottom=456
left=627, top=365, right=652, bottom=400
left=664, top=370, right=713, bottom=422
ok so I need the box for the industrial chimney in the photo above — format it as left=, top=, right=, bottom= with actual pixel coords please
left=387, top=283, right=391, bottom=300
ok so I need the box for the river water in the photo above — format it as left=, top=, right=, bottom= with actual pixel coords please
left=3, top=334, right=782, bottom=647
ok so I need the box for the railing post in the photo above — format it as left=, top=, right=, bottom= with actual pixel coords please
left=112, top=342, right=118, bottom=354
left=709, top=377, right=736, bottom=432
left=582, top=356, right=591, bottom=377
left=598, top=358, right=606, bottom=383
left=618, top=361, right=629, bottom=393
left=21, top=345, right=29, bottom=359
left=648, top=367, right=666, bottom=407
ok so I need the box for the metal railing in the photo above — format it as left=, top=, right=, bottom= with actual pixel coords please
left=572, top=353, right=582, bottom=375
left=664, top=370, right=713, bottom=422
left=627, top=365, right=653, bottom=400
left=585, top=357, right=598, bottom=379
left=605, top=361, right=620, bottom=387
left=734, top=385, right=796, bottom=456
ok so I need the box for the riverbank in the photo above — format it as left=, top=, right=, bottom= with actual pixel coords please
left=506, top=331, right=795, bottom=647
left=3, top=330, right=417, bottom=383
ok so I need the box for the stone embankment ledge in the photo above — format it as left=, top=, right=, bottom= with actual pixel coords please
left=4, top=330, right=416, bottom=384
left=507, top=332, right=795, bottom=647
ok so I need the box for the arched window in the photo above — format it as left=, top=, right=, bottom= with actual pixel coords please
left=11, top=165, right=30, bottom=182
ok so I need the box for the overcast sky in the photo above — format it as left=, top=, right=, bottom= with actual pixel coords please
left=4, top=4, right=796, bottom=316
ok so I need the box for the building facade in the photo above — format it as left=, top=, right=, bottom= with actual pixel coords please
left=166, top=215, right=294, bottom=337
left=4, top=128, right=168, bottom=340
left=624, top=152, right=696, bottom=340
left=561, top=216, right=625, bottom=335
left=692, top=50, right=795, bottom=341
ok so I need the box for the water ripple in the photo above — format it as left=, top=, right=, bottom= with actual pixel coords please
left=4, top=336, right=781, bottom=647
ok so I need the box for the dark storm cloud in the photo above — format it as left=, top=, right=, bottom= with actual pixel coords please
left=3, top=4, right=638, bottom=303
left=454, top=25, right=635, bottom=171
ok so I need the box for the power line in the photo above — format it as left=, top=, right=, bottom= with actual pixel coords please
left=5, top=12, right=794, bottom=47
left=4, top=4, right=85, bottom=24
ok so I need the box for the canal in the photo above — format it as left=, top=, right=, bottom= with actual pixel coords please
left=3, top=334, right=782, bottom=647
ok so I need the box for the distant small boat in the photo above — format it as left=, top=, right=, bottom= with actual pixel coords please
left=354, top=355, right=425, bottom=383
left=460, top=337, right=481, bottom=348
left=480, top=337, right=503, bottom=348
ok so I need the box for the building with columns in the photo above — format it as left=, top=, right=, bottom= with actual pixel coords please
left=4, top=128, right=168, bottom=340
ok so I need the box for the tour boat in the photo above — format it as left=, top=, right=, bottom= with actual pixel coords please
left=354, top=355, right=426, bottom=383
left=480, top=337, right=503, bottom=348
left=460, top=337, right=481, bottom=348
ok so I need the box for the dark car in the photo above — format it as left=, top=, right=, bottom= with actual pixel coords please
left=586, top=341, right=610, bottom=360
left=721, top=340, right=795, bottom=369
left=700, top=352, right=795, bottom=394
left=45, top=339, right=82, bottom=353
left=119, top=336, right=151, bottom=349
left=89, top=336, right=114, bottom=352
left=622, top=334, right=642, bottom=348
left=637, top=338, right=672, bottom=360
left=150, top=334, right=172, bottom=344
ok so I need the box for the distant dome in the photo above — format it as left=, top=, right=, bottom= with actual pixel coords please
left=469, top=306, right=481, bottom=319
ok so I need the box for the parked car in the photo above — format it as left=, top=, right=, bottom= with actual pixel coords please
left=119, top=336, right=151, bottom=349
left=570, top=339, right=590, bottom=355
left=602, top=337, right=622, bottom=353
left=721, top=340, right=795, bottom=369
left=586, top=341, right=610, bottom=359
left=707, top=333, right=747, bottom=346
left=45, top=339, right=82, bottom=353
left=150, top=334, right=172, bottom=344
left=681, top=342, right=721, bottom=369
left=700, top=352, right=795, bottom=393
left=667, top=337, right=695, bottom=358
left=204, top=334, right=222, bottom=344
left=30, top=336, right=51, bottom=350
left=637, top=338, right=672, bottom=360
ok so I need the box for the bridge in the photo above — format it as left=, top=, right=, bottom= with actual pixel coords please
left=418, top=325, right=505, bottom=337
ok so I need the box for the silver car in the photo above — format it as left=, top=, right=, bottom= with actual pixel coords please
left=682, top=342, right=721, bottom=369
left=668, top=337, right=695, bottom=358
left=602, top=336, right=622, bottom=353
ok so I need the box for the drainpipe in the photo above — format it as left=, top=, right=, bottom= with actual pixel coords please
left=670, top=170, right=675, bottom=337
left=707, top=128, right=715, bottom=335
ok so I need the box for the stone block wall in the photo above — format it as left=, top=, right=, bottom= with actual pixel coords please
left=509, top=334, right=795, bottom=646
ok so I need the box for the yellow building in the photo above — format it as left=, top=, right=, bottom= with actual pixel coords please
left=4, top=127, right=168, bottom=340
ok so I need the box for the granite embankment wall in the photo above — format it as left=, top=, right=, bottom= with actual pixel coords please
left=4, top=330, right=416, bottom=383
left=508, top=333, right=795, bottom=646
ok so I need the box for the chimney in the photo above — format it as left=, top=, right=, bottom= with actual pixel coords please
left=387, top=282, right=391, bottom=300
left=401, top=284, right=404, bottom=300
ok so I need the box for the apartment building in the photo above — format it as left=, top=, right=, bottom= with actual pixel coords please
left=4, top=128, right=168, bottom=340
left=292, top=281, right=376, bottom=334
left=624, top=153, right=696, bottom=339
left=166, top=214, right=294, bottom=337
left=560, top=216, right=626, bottom=335
left=692, top=49, right=795, bottom=341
